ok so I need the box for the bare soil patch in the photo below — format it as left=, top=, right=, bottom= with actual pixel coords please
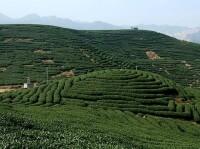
left=0, top=89, right=13, bottom=93
left=34, top=49, right=50, bottom=54
left=24, top=65, right=34, bottom=67
left=4, top=38, right=13, bottom=43
left=146, top=51, right=161, bottom=60
left=1, top=29, right=9, bottom=32
left=0, top=85, right=22, bottom=93
left=0, top=67, right=6, bottom=72
left=16, top=38, right=33, bottom=42
left=181, top=60, right=192, bottom=69
left=57, top=70, right=74, bottom=77
left=4, top=38, right=33, bottom=43
left=42, top=60, right=54, bottom=64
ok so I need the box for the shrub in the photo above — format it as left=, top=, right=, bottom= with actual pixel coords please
left=38, top=84, right=53, bottom=104
left=168, top=100, right=175, bottom=111
left=61, top=79, right=73, bottom=98
left=191, top=106, right=200, bottom=123
left=53, top=79, right=65, bottom=104
left=184, top=104, right=192, bottom=116
left=30, top=85, right=47, bottom=103
left=195, top=102, right=200, bottom=114
left=176, top=104, right=184, bottom=113
left=21, top=88, right=37, bottom=103
left=46, top=84, right=57, bottom=103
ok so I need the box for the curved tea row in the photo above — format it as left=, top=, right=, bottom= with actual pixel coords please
left=0, top=69, right=199, bottom=122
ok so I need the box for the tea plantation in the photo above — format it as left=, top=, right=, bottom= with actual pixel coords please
left=1, top=24, right=200, bottom=148
left=0, top=69, right=199, bottom=123
left=1, top=96, right=200, bottom=148
left=0, top=24, right=200, bottom=87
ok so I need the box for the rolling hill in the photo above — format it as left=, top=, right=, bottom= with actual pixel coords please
left=1, top=69, right=200, bottom=148
left=0, top=69, right=198, bottom=122
left=0, top=24, right=200, bottom=87
left=1, top=24, right=200, bottom=148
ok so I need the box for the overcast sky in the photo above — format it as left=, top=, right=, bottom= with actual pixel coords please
left=0, top=0, right=200, bottom=27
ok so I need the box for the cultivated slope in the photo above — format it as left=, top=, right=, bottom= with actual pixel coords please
left=1, top=104, right=200, bottom=148
left=1, top=69, right=199, bottom=122
left=0, top=25, right=200, bottom=87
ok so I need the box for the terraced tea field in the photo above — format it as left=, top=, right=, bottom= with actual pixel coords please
left=1, top=69, right=199, bottom=122
left=1, top=101, right=200, bottom=148
left=1, top=25, right=200, bottom=148
left=0, top=25, right=200, bottom=87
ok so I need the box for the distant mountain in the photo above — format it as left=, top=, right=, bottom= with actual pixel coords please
left=174, top=27, right=200, bottom=43
left=137, top=24, right=189, bottom=36
left=137, top=25, right=200, bottom=44
left=0, top=13, right=122, bottom=30
left=0, top=13, right=199, bottom=43
left=0, top=13, right=12, bottom=23
left=187, top=28, right=200, bottom=43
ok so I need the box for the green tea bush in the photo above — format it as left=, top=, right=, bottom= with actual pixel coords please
left=195, top=102, right=200, bottom=114
left=176, top=104, right=184, bottom=113
left=21, top=88, right=37, bottom=103
left=12, top=89, right=31, bottom=102
left=38, top=84, right=54, bottom=104
left=191, top=106, right=200, bottom=123
left=185, top=104, right=192, bottom=116
left=30, top=85, right=47, bottom=103
left=53, top=79, right=65, bottom=104
left=168, top=100, right=175, bottom=111
left=46, top=83, right=58, bottom=103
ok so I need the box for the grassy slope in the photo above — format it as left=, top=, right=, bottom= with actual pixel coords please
left=0, top=24, right=200, bottom=87
left=1, top=103, right=200, bottom=148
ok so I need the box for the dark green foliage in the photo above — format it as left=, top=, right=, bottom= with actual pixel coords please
left=38, top=84, right=53, bottom=104
left=0, top=24, right=200, bottom=88
left=13, top=89, right=31, bottom=103
left=29, top=84, right=47, bottom=103
left=0, top=69, right=198, bottom=121
left=53, top=79, right=65, bottom=104
left=1, top=105, right=200, bottom=148
left=191, top=106, right=200, bottom=123
left=185, top=104, right=192, bottom=116
left=21, top=88, right=37, bottom=103
left=46, top=83, right=58, bottom=103
left=176, top=104, right=184, bottom=113
left=195, top=102, right=200, bottom=114
left=168, top=100, right=176, bottom=111
left=60, top=78, right=73, bottom=98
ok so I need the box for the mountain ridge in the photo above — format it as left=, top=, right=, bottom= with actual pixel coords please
left=1, top=13, right=200, bottom=43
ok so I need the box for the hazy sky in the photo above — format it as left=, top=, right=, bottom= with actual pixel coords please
left=1, top=0, right=200, bottom=27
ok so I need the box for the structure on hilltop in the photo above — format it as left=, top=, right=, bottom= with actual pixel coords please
left=131, top=26, right=138, bottom=30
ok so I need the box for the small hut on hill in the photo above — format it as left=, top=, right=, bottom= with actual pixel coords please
left=24, top=77, right=34, bottom=89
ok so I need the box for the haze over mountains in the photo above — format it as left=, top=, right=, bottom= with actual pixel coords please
left=1, top=13, right=200, bottom=43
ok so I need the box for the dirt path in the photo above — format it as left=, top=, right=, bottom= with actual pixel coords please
left=0, top=85, right=22, bottom=93
left=0, top=89, right=14, bottom=93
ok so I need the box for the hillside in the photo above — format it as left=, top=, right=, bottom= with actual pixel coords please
left=1, top=69, right=200, bottom=148
left=1, top=104, right=200, bottom=148
left=0, top=25, right=200, bottom=87
left=1, top=69, right=199, bottom=122
left=0, top=25, right=200, bottom=86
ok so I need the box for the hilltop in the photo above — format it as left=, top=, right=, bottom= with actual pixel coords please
left=0, top=24, right=200, bottom=87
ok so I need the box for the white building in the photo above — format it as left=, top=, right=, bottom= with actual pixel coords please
left=24, top=77, right=34, bottom=89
